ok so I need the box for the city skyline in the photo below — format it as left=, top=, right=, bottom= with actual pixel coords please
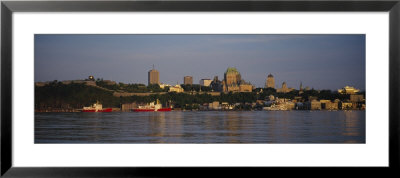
left=35, top=34, right=366, bottom=90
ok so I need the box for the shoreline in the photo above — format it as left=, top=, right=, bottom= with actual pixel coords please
left=34, top=109, right=365, bottom=113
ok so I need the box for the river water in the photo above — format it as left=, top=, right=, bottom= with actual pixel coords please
left=35, top=111, right=365, bottom=143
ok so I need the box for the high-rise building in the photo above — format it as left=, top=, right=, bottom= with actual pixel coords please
left=282, top=82, right=287, bottom=89
left=299, top=82, right=304, bottom=94
left=265, top=73, right=275, bottom=89
left=210, top=76, right=223, bottom=92
left=148, top=65, right=160, bottom=85
left=299, top=82, right=303, bottom=90
left=200, top=79, right=212, bottom=87
left=184, top=76, right=193, bottom=85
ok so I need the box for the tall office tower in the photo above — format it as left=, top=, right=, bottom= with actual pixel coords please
left=148, top=65, right=160, bottom=85
left=265, top=73, right=275, bottom=89
left=184, top=76, right=193, bottom=85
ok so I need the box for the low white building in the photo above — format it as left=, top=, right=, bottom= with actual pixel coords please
left=159, top=83, right=171, bottom=89
left=168, top=84, right=184, bottom=93
left=208, top=101, right=221, bottom=110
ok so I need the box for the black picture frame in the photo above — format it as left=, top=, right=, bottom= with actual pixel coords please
left=1, top=0, right=399, bottom=177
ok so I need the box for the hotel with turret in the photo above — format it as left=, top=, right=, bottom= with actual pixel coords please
left=221, top=67, right=253, bottom=92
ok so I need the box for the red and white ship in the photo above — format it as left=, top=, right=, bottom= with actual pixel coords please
left=132, top=99, right=171, bottom=112
left=82, top=101, right=112, bottom=112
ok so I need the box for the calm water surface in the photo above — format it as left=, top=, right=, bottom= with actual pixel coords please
left=35, top=111, right=365, bottom=143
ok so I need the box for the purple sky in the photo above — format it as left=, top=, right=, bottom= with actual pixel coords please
left=35, top=34, right=365, bottom=90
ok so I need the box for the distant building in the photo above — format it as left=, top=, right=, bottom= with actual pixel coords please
left=222, top=67, right=253, bottom=92
left=35, top=82, right=48, bottom=87
left=340, top=102, right=353, bottom=110
left=308, top=96, right=318, bottom=101
left=338, top=86, right=360, bottom=94
left=265, top=73, right=275, bottom=89
left=169, top=84, right=184, bottom=93
left=61, top=80, right=96, bottom=86
left=268, top=95, right=275, bottom=101
left=210, top=76, right=223, bottom=92
left=276, top=82, right=294, bottom=93
left=199, top=79, right=212, bottom=87
left=320, top=100, right=339, bottom=110
left=159, top=83, right=171, bottom=89
left=350, top=94, right=364, bottom=102
left=311, top=100, right=321, bottom=110
left=103, top=80, right=116, bottom=85
left=148, top=65, right=160, bottom=85
left=35, top=76, right=116, bottom=88
left=239, top=84, right=253, bottom=92
left=184, top=76, right=193, bottom=85
left=299, top=82, right=303, bottom=94
left=284, top=102, right=296, bottom=110
left=121, top=102, right=138, bottom=112
left=208, top=101, right=221, bottom=110
left=294, top=96, right=303, bottom=102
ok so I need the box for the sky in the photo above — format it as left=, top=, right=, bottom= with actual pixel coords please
left=34, top=34, right=365, bottom=91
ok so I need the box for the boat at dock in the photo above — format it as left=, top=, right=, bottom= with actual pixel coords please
left=82, top=101, right=112, bottom=112
left=132, top=99, right=171, bottom=112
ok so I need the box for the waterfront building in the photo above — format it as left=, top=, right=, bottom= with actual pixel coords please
left=184, top=76, right=193, bottom=85
left=221, top=102, right=234, bottom=110
left=350, top=94, right=364, bottom=102
left=285, top=102, right=296, bottom=110
left=208, top=101, right=221, bottom=110
left=265, top=73, right=275, bottom=89
left=222, top=67, right=253, bottom=92
left=320, top=100, right=338, bottom=110
left=148, top=65, right=160, bottom=85
left=295, top=102, right=304, bottom=110
left=276, top=82, right=294, bottom=93
left=331, top=101, right=339, bottom=110
left=340, top=102, right=353, bottom=110
left=200, top=79, right=212, bottom=87
left=275, top=98, right=289, bottom=104
left=311, top=100, right=321, bottom=110
left=121, top=102, right=138, bottom=112
left=361, top=104, right=366, bottom=110
left=210, top=76, right=223, bottom=92
left=338, top=86, right=360, bottom=94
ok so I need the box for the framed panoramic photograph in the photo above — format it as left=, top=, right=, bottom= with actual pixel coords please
left=1, top=0, right=399, bottom=177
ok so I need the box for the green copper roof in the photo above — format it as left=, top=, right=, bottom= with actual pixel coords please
left=225, top=67, right=239, bottom=74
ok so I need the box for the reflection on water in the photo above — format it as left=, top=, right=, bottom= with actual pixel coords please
left=35, top=111, right=365, bottom=143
